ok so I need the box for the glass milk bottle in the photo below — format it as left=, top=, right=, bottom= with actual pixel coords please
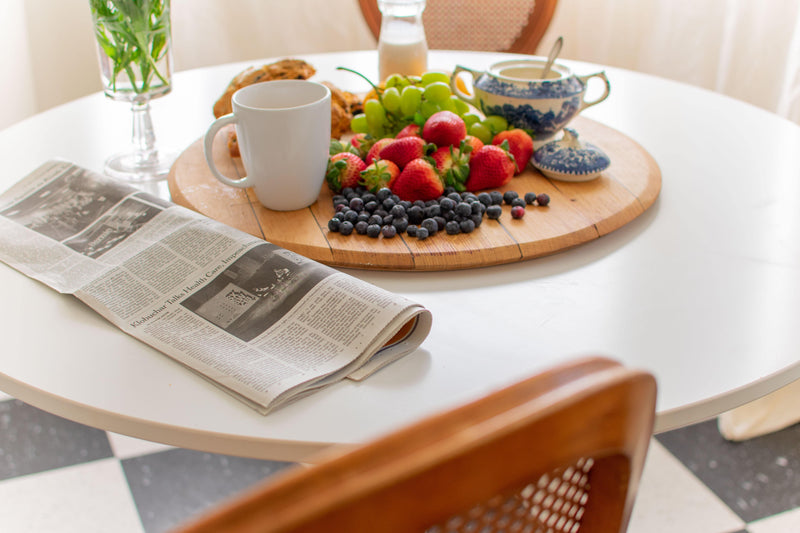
left=378, top=0, right=428, bottom=81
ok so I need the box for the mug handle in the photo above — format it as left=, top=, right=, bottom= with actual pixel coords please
left=577, top=71, right=611, bottom=111
left=203, top=114, right=251, bottom=188
left=450, top=65, right=479, bottom=106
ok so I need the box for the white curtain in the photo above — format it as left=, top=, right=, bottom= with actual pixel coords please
left=541, top=0, right=800, bottom=125
left=0, top=1, right=36, bottom=127
left=170, top=0, right=376, bottom=72
left=0, top=0, right=375, bottom=130
left=2, top=0, right=800, bottom=129
left=0, top=0, right=99, bottom=129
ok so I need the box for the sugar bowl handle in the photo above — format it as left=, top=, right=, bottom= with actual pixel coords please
left=450, top=65, right=480, bottom=106
left=577, top=71, right=611, bottom=111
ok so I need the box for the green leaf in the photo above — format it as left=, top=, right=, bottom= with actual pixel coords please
left=89, top=0, right=171, bottom=94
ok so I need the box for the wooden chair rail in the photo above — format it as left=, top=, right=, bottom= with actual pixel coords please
left=357, top=0, right=559, bottom=54
left=175, top=356, right=656, bottom=533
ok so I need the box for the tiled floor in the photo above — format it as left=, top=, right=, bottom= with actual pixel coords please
left=1, top=388, right=799, bottom=532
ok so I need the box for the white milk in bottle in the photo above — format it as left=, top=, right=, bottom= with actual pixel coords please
left=378, top=0, right=428, bottom=81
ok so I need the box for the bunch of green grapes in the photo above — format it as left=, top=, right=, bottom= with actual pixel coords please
left=347, top=70, right=475, bottom=139
left=466, top=114, right=510, bottom=144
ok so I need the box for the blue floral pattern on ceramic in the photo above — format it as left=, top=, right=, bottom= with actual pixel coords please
left=451, top=60, right=610, bottom=140
left=532, top=128, right=611, bottom=182
left=475, top=75, right=584, bottom=99
left=482, top=97, right=580, bottom=138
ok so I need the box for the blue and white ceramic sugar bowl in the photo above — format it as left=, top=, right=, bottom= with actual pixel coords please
left=532, top=128, right=610, bottom=182
left=451, top=59, right=610, bottom=140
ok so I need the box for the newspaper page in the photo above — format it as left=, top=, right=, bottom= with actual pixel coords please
left=0, top=160, right=432, bottom=414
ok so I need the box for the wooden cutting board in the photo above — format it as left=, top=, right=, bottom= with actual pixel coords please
left=168, top=116, right=661, bottom=271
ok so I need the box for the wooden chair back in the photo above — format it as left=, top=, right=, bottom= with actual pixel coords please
left=357, top=0, right=559, bottom=54
left=175, top=356, right=656, bottom=533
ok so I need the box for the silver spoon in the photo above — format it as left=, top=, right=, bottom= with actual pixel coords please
left=540, top=36, right=563, bottom=79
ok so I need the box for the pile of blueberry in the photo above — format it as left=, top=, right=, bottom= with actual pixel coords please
left=327, top=187, right=550, bottom=241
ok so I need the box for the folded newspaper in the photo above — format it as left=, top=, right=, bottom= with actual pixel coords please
left=0, top=160, right=432, bottom=414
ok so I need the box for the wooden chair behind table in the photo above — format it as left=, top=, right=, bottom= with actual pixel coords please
left=175, top=356, right=656, bottom=533
left=357, top=0, right=559, bottom=54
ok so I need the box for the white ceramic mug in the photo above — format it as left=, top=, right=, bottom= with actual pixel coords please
left=204, top=80, right=331, bottom=211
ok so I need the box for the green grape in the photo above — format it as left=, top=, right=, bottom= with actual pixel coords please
left=462, top=112, right=482, bottom=127
left=423, top=81, right=452, bottom=104
left=400, top=85, right=423, bottom=116
left=364, top=99, right=387, bottom=131
left=407, top=75, right=423, bottom=85
left=469, top=122, right=493, bottom=144
left=421, top=71, right=450, bottom=86
left=420, top=100, right=439, bottom=119
left=450, top=96, right=470, bottom=116
left=482, top=115, right=509, bottom=134
left=382, top=87, right=401, bottom=113
left=438, top=97, right=456, bottom=113
left=350, top=113, right=369, bottom=134
left=384, top=74, right=405, bottom=88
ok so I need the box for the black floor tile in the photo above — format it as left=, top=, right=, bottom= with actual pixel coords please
left=121, top=447, right=295, bottom=533
left=0, top=399, right=113, bottom=480
left=657, top=419, right=800, bottom=522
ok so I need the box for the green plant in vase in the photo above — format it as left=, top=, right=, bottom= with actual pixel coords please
left=89, top=0, right=175, bottom=181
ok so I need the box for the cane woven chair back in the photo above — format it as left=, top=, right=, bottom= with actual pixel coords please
left=358, top=0, right=559, bottom=54
left=176, top=356, right=656, bottom=533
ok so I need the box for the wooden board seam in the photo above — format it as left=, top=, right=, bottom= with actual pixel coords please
left=308, top=207, right=336, bottom=259
left=543, top=176, right=604, bottom=239
left=495, top=219, right=525, bottom=261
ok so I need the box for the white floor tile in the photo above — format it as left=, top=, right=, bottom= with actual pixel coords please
left=627, top=440, right=746, bottom=533
left=0, top=458, right=144, bottom=533
left=748, top=506, right=800, bottom=533
left=107, top=431, right=174, bottom=459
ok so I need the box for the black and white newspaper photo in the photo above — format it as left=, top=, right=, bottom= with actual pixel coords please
left=0, top=160, right=432, bottom=414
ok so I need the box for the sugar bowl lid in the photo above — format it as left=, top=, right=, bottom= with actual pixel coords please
left=532, top=128, right=611, bottom=182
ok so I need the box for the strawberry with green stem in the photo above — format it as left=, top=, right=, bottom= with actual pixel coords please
left=366, top=137, right=394, bottom=164
left=492, top=129, right=534, bottom=175
left=465, top=141, right=517, bottom=191
left=462, top=134, right=484, bottom=155
left=326, top=152, right=367, bottom=192
left=361, top=159, right=400, bottom=192
left=329, top=138, right=361, bottom=157
left=430, top=139, right=473, bottom=192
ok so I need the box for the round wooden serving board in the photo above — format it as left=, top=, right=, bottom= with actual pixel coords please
left=168, top=116, right=661, bottom=271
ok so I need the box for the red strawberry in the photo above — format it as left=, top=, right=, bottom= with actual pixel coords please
left=365, top=137, right=394, bottom=164
left=379, top=136, right=431, bottom=169
left=329, top=138, right=359, bottom=156
left=422, top=111, right=467, bottom=147
left=360, top=159, right=400, bottom=192
left=462, top=134, right=484, bottom=156
left=492, top=129, right=533, bottom=175
left=465, top=144, right=516, bottom=191
left=391, top=158, right=444, bottom=202
left=349, top=133, right=368, bottom=150
left=325, top=152, right=367, bottom=192
left=348, top=133, right=373, bottom=160
left=396, top=124, right=421, bottom=138
left=430, top=145, right=470, bottom=192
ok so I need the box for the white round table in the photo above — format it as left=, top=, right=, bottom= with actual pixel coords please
left=2, top=51, right=799, bottom=462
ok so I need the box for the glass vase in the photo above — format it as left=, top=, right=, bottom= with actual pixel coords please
left=89, top=0, right=175, bottom=182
